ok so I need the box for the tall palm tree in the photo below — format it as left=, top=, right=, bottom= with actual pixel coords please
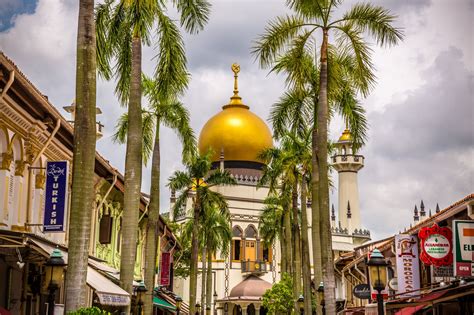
left=168, top=153, right=236, bottom=314
left=114, top=76, right=195, bottom=314
left=96, top=0, right=210, bottom=309
left=254, top=4, right=402, bottom=311
left=64, top=0, right=97, bottom=311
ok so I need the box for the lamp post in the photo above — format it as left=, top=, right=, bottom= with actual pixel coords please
left=195, top=303, right=201, bottom=315
left=317, top=282, right=325, bottom=315
left=176, top=296, right=183, bottom=315
left=367, top=249, right=388, bottom=315
left=134, top=281, right=147, bottom=315
left=44, top=248, right=66, bottom=315
left=213, top=292, right=218, bottom=315
left=297, top=294, right=304, bottom=315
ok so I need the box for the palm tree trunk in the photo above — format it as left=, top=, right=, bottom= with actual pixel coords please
left=189, top=196, right=201, bottom=315
left=120, top=35, right=143, bottom=314
left=300, top=179, right=312, bottom=315
left=65, top=0, right=96, bottom=311
left=201, top=246, right=207, bottom=313
left=143, top=124, right=161, bottom=315
left=283, top=205, right=292, bottom=276
left=291, top=180, right=302, bottom=308
left=317, top=29, right=336, bottom=315
left=280, top=225, right=286, bottom=273
left=206, top=248, right=213, bottom=315
left=311, top=110, right=323, bottom=314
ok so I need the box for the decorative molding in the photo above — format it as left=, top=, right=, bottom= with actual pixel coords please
left=230, top=213, right=259, bottom=222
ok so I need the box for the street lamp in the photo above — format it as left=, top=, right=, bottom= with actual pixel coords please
left=317, top=282, right=325, bottom=315
left=44, top=248, right=66, bottom=315
left=134, top=281, right=147, bottom=315
left=213, top=292, right=218, bottom=315
left=367, top=248, right=388, bottom=315
left=195, top=303, right=201, bottom=315
left=297, top=294, right=304, bottom=315
left=175, top=296, right=183, bottom=315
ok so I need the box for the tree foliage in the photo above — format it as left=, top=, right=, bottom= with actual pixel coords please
left=262, top=273, right=294, bottom=315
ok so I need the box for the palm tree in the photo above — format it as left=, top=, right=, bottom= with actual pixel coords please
left=96, top=0, right=210, bottom=309
left=64, top=0, right=97, bottom=311
left=168, top=153, right=236, bottom=314
left=254, top=4, right=402, bottom=311
left=114, top=76, right=195, bottom=314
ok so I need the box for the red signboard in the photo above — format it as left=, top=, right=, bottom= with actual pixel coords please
left=160, top=252, right=171, bottom=286
left=418, top=224, right=453, bottom=266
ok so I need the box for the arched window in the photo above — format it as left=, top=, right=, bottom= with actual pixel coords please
left=232, top=226, right=243, bottom=261
left=244, top=225, right=258, bottom=262
left=0, top=126, right=10, bottom=225
left=245, top=225, right=258, bottom=239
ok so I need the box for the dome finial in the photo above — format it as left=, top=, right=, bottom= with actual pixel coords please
left=224, top=63, right=248, bottom=109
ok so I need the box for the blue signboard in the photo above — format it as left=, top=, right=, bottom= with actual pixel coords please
left=43, top=161, right=69, bottom=232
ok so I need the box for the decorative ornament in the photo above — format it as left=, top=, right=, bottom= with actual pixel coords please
left=418, top=223, right=453, bottom=266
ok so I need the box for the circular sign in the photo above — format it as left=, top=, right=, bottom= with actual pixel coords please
left=418, top=224, right=453, bottom=266
left=424, top=234, right=450, bottom=259
left=388, top=278, right=398, bottom=291
left=353, top=284, right=371, bottom=300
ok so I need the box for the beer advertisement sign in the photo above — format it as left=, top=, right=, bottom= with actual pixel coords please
left=395, top=234, right=420, bottom=296
left=453, top=220, right=474, bottom=277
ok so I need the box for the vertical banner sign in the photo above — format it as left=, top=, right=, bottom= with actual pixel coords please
left=43, top=161, right=69, bottom=232
left=395, top=234, right=420, bottom=296
left=453, top=220, right=474, bottom=277
left=160, top=252, right=171, bottom=286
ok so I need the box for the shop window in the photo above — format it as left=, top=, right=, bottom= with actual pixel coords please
left=99, top=214, right=113, bottom=244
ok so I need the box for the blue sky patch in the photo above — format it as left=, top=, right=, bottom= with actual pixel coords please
left=0, top=0, right=38, bottom=32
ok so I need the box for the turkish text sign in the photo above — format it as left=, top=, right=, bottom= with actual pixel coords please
left=395, top=234, right=420, bottom=296
left=453, top=220, right=474, bottom=277
left=43, top=161, right=69, bottom=232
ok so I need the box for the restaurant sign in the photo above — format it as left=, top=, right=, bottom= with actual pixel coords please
left=453, top=220, right=474, bottom=277
left=43, top=161, right=69, bottom=232
left=353, top=284, right=371, bottom=299
left=418, top=224, right=453, bottom=266
left=395, top=234, right=420, bottom=296
left=160, top=252, right=171, bottom=286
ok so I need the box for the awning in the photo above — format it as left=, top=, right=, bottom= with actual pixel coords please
left=27, top=237, right=130, bottom=306
left=153, top=297, right=176, bottom=311
left=87, top=267, right=130, bottom=306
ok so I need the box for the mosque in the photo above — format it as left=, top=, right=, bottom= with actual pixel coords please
left=171, top=64, right=371, bottom=314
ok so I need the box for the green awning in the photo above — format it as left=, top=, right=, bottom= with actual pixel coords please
left=153, top=297, right=176, bottom=311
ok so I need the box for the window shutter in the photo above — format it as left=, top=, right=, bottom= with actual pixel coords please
left=99, top=214, right=113, bottom=244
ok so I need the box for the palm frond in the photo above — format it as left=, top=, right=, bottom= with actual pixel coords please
left=168, top=170, right=193, bottom=191
left=333, top=3, right=404, bottom=47
left=205, top=169, right=237, bottom=187
left=154, top=11, right=189, bottom=99
left=173, top=0, right=211, bottom=34
left=252, top=15, right=308, bottom=68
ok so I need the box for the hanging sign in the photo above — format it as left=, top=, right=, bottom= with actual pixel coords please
left=353, top=284, right=371, bottom=299
left=418, top=224, right=453, bottom=266
left=43, top=161, right=69, bottom=232
left=395, top=234, right=420, bottom=296
left=160, top=252, right=171, bottom=286
left=453, top=220, right=474, bottom=277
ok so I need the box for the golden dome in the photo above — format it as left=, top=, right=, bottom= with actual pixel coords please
left=198, top=64, right=273, bottom=163
left=338, top=129, right=352, bottom=142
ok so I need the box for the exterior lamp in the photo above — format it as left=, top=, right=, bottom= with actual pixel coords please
left=367, top=248, right=388, bottom=315
left=317, top=282, right=325, bottom=315
left=297, top=294, right=304, bottom=315
left=195, top=302, right=201, bottom=315
left=175, top=296, right=183, bottom=315
left=134, top=281, right=147, bottom=315
left=206, top=306, right=211, bottom=315
left=44, top=248, right=66, bottom=315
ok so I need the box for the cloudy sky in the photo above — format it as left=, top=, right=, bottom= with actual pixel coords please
left=0, top=0, right=472, bottom=240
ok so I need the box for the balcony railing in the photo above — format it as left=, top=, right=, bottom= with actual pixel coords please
left=241, top=259, right=268, bottom=274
